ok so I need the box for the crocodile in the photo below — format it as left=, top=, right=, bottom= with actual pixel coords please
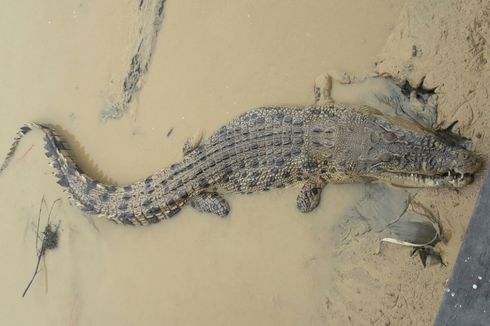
left=0, top=77, right=482, bottom=226
left=0, top=106, right=481, bottom=226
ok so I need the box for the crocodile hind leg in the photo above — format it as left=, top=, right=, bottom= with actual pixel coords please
left=182, top=134, right=231, bottom=217
left=296, top=180, right=327, bottom=213
left=190, top=192, right=230, bottom=217
left=182, top=133, right=231, bottom=218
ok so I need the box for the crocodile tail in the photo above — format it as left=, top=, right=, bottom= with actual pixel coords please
left=0, top=123, right=36, bottom=175
left=1, top=123, right=184, bottom=226
left=0, top=123, right=123, bottom=221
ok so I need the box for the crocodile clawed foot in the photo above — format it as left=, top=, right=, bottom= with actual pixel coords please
left=351, top=72, right=439, bottom=129
left=404, top=83, right=438, bottom=128
left=190, top=192, right=230, bottom=217
left=381, top=74, right=438, bottom=129
left=296, top=180, right=327, bottom=213
left=313, top=73, right=333, bottom=105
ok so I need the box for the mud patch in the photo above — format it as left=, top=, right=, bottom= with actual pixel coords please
left=101, top=0, right=167, bottom=120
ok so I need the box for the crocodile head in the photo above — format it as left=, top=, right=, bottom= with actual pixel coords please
left=309, top=109, right=483, bottom=188
left=359, top=115, right=482, bottom=188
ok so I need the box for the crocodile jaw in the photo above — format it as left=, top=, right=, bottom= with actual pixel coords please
left=376, top=171, right=474, bottom=188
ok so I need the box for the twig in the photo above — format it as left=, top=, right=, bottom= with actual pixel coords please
left=22, top=197, right=61, bottom=298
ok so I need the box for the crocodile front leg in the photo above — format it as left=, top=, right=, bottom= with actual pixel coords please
left=182, top=131, right=204, bottom=156
left=313, top=71, right=353, bottom=105
left=313, top=71, right=438, bottom=130
left=190, top=192, right=230, bottom=217
left=296, top=180, right=327, bottom=213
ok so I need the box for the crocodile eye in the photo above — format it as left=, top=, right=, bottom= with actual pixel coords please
left=382, top=132, right=397, bottom=142
left=458, top=152, right=470, bottom=160
left=378, top=153, right=393, bottom=162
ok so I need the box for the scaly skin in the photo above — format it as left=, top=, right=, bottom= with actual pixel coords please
left=0, top=105, right=482, bottom=226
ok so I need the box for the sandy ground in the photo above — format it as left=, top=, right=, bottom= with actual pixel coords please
left=0, top=0, right=488, bottom=325
left=327, top=1, right=489, bottom=325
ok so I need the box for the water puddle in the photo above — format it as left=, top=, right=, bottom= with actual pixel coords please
left=0, top=0, right=406, bottom=325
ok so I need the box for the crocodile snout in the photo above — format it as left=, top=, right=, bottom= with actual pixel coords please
left=453, top=150, right=482, bottom=175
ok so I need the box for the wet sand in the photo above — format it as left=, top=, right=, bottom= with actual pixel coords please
left=1, top=0, right=487, bottom=325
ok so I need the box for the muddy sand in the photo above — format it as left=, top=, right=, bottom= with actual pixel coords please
left=0, top=0, right=488, bottom=325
